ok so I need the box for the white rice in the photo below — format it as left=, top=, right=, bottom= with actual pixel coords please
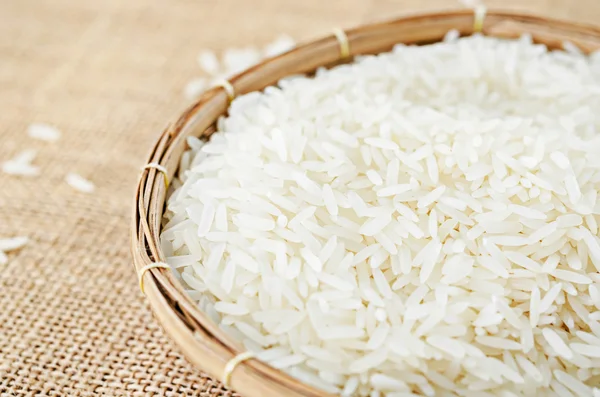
left=184, top=77, right=207, bottom=100
left=262, top=35, right=295, bottom=58
left=197, top=50, right=220, bottom=75
left=163, top=35, right=600, bottom=395
left=27, top=123, right=61, bottom=142
left=0, top=236, right=29, bottom=252
left=542, top=328, right=573, bottom=359
left=0, top=236, right=28, bottom=266
left=65, top=172, right=95, bottom=193
left=2, top=149, right=39, bottom=176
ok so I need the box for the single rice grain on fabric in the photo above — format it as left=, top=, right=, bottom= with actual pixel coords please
left=163, top=34, right=600, bottom=395
left=263, top=34, right=296, bottom=58
left=197, top=50, right=220, bottom=75
left=65, top=172, right=95, bottom=193
left=27, top=123, right=61, bottom=142
left=0, top=236, right=29, bottom=252
left=183, top=77, right=207, bottom=100
left=0, top=237, right=28, bottom=266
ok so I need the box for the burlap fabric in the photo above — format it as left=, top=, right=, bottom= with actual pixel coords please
left=1, top=0, right=600, bottom=395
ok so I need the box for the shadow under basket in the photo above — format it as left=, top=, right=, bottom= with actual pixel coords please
left=131, top=9, right=600, bottom=397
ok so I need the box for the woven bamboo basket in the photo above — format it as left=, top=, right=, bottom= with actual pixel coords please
left=131, top=9, right=600, bottom=397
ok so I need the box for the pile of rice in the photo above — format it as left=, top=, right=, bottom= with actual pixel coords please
left=161, top=33, right=600, bottom=396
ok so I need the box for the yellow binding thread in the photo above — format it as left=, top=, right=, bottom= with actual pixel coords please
left=144, top=162, right=169, bottom=188
left=473, top=6, right=487, bottom=33
left=332, top=28, right=350, bottom=59
left=138, top=262, right=170, bottom=294
left=223, top=351, right=255, bottom=389
left=216, top=80, right=235, bottom=103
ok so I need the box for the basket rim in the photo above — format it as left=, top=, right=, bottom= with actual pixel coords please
left=131, top=9, right=600, bottom=397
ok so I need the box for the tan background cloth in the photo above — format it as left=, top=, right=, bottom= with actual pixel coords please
left=1, top=0, right=599, bottom=395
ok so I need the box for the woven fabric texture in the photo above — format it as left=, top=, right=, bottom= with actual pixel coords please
left=1, top=0, right=599, bottom=395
